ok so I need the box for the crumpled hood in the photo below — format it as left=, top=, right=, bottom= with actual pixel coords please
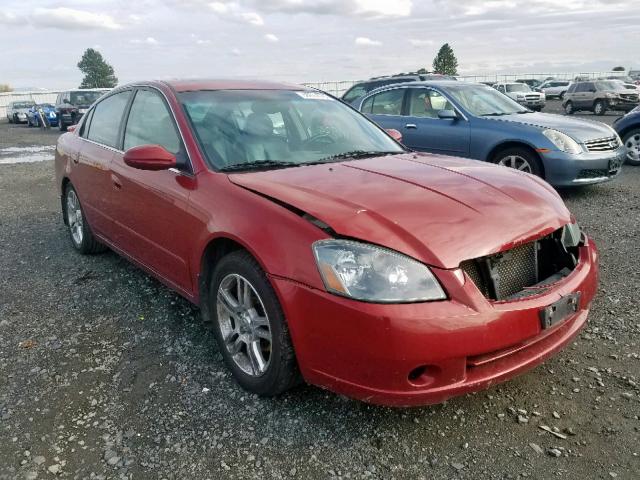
left=229, top=153, right=571, bottom=269
left=492, top=112, right=614, bottom=142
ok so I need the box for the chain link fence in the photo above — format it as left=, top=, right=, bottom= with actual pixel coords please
left=303, top=71, right=627, bottom=97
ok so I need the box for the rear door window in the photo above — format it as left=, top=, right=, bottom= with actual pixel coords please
left=86, top=91, right=131, bottom=148
left=369, top=89, right=405, bottom=116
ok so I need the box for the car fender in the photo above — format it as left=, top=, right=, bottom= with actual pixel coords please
left=469, top=118, right=546, bottom=161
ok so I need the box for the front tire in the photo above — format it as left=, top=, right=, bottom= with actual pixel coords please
left=493, top=147, right=543, bottom=177
left=208, top=250, right=300, bottom=396
left=593, top=100, right=606, bottom=116
left=623, top=129, right=640, bottom=166
left=63, top=184, right=106, bottom=254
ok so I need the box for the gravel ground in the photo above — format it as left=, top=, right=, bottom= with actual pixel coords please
left=0, top=103, right=639, bottom=480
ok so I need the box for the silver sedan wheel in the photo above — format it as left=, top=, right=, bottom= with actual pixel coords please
left=216, top=274, right=272, bottom=377
left=625, top=133, right=640, bottom=163
left=497, top=155, right=533, bottom=173
left=66, top=189, right=83, bottom=246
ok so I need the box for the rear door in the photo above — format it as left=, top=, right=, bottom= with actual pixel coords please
left=361, top=87, right=408, bottom=133
left=75, top=90, right=132, bottom=236
left=401, top=87, right=470, bottom=156
left=109, top=87, right=200, bottom=292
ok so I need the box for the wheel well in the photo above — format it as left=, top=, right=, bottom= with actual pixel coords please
left=618, top=125, right=640, bottom=140
left=198, top=237, right=246, bottom=311
left=488, top=142, right=545, bottom=178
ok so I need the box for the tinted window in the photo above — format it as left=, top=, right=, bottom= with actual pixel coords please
left=70, top=91, right=104, bottom=106
left=408, top=89, right=454, bottom=118
left=506, top=84, right=530, bottom=92
left=80, top=108, right=95, bottom=138
left=370, top=89, right=404, bottom=115
left=87, top=91, right=131, bottom=148
left=567, top=84, right=577, bottom=93
left=124, top=89, right=180, bottom=154
left=361, top=96, right=374, bottom=113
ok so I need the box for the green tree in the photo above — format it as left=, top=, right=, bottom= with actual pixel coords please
left=432, top=43, right=458, bottom=76
left=77, top=48, right=118, bottom=89
left=0, top=84, right=12, bottom=92
left=612, top=66, right=625, bottom=71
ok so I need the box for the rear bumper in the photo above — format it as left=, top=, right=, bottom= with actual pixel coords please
left=542, top=147, right=626, bottom=186
left=273, top=240, right=598, bottom=406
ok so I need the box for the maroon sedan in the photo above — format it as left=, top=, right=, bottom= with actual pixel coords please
left=55, top=79, right=598, bottom=406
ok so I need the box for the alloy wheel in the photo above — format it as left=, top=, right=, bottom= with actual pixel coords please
left=625, top=133, right=640, bottom=163
left=66, top=189, right=84, bottom=246
left=216, top=274, right=272, bottom=377
left=497, top=155, right=533, bottom=173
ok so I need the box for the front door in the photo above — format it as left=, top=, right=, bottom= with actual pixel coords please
left=109, top=88, right=199, bottom=293
left=401, top=88, right=470, bottom=156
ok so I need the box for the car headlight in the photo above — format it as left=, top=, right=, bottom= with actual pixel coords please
left=312, top=240, right=446, bottom=303
left=542, top=129, right=583, bottom=154
left=604, top=93, right=617, bottom=98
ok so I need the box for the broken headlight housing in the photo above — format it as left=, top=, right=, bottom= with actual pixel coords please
left=312, top=240, right=446, bottom=303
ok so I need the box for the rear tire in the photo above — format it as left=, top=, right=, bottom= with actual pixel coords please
left=208, top=250, right=301, bottom=396
left=63, top=184, right=107, bottom=254
left=564, top=102, right=574, bottom=115
left=593, top=101, right=606, bottom=116
left=622, top=128, right=640, bottom=166
left=492, top=147, right=543, bottom=178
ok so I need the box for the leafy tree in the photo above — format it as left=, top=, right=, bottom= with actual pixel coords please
left=432, top=43, right=458, bottom=76
left=77, top=48, right=118, bottom=89
left=612, top=66, right=625, bottom=71
left=0, top=84, right=12, bottom=92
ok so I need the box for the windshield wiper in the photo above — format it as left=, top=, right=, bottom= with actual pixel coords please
left=219, top=160, right=299, bottom=172
left=481, top=112, right=509, bottom=117
left=311, top=150, right=403, bottom=164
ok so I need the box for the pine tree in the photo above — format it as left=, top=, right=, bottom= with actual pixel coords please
left=432, top=44, right=459, bottom=76
left=77, top=49, right=118, bottom=89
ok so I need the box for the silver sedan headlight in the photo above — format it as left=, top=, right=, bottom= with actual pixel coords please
left=312, top=240, right=446, bottom=303
left=543, top=129, right=583, bottom=154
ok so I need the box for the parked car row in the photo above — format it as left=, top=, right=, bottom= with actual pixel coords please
left=55, top=79, right=600, bottom=406
left=5, top=88, right=110, bottom=130
left=352, top=79, right=626, bottom=186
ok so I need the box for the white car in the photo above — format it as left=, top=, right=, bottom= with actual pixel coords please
left=6, top=100, right=36, bottom=124
left=537, top=80, right=572, bottom=99
left=494, top=82, right=546, bottom=111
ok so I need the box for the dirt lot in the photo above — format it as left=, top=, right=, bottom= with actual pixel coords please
left=0, top=104, right=639, bottom=479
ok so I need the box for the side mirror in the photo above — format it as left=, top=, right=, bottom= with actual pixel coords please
left=124, top=144, right=177, bottom=171
left=67, top=125, right=77, bottom=133
left=437, top=110, right=458, bottom=120
left=385, top=128, right=403, bottom=143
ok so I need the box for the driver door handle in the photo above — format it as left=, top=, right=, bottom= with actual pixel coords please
left=405, top=123, right=417, bottom=129
left=111, top=174, right=122, bottom=190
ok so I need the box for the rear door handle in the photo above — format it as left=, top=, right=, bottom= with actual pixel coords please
left=111, top=174, right=122, bottom=190
left=405, top=123, right=417, bottom=129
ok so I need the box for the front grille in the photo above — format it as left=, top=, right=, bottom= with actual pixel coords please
left=460, top=228, right=580, bottom=301
left=525, top=95, right=540, bottom=101
left=585, top=136, right=619, bottom=152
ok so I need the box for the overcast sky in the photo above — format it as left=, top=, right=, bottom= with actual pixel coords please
left=1, top=0, right=639, bottom=89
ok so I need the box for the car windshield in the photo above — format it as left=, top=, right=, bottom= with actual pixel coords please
left=596, top=81, right=626, bottom=91
left=69, top=91, right=103, bottom=105
left=14, top=102, right=35, bottom=109
left=506, top=84, right=531, bottom=93
left=179, top=89, right=405, bottom=171
left=36, top=104, right=54, bottom=109
left=445, top=84, right=529, bottom=116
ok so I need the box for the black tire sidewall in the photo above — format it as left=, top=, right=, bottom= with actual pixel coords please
left=565, top=102, right=574, bottom=114
left=493, top=147, right=543, bottom=177
left=594, top=101, right=606, bottom=116
left=208, top=251, right=295, bottom=396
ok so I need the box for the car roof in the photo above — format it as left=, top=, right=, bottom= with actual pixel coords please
left=161, top=79, right=305, bottom=92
